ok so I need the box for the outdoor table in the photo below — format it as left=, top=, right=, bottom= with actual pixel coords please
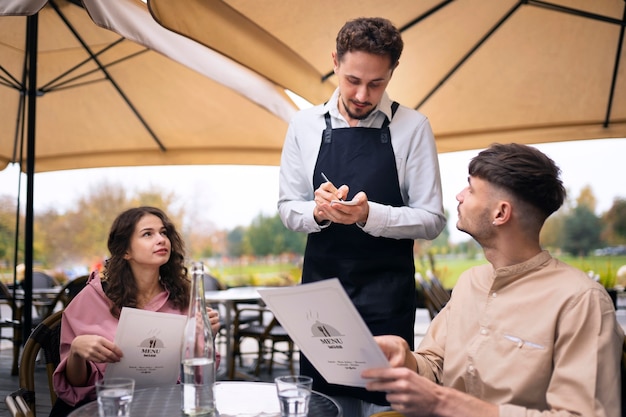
left=13, top=286, right=63, bottom=300
left=205, top=286, right=264, bottom=379
left=68, top=381, right=342, bottom=417
left=14, top=286, right=63, bottom=317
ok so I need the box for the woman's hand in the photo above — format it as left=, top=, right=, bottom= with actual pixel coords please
left=65, top=335, right=122, bottom=386
left=207, top=307, right=221, bottom=337
left=70, top=334, right=123, bottom=363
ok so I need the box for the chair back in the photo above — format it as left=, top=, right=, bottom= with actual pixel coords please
left=40, top=275, right=88, bottom=319
left=415, top=273, right=450, bottom=319
left=203, top=273, right=225, bottom=291
left=231, top=305, right=295, bottom=378
left=29, top=271, right=59, bottom=289
left=5, top=390, right=34, bottom=417
left=0, top=280, right=18, bottom=311
left=60, top=275, right=89, bottom=301
left=19, top=310, right=63, bottom=415
left=1, top=280, right=23, bottom=376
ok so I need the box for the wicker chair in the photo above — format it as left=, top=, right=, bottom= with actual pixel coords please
left=0, top=280, right=24, bottom=376
left=18, top=310, right=63, bottom=416
left=415, top=273, right=450, bottom=320
left=4, top=390, right=35, bottom=417
left=229, top=305, right=295, bottom=379
left=35, top=275, right=88, bottom=320
left=5, top=389, right=34, bottom=417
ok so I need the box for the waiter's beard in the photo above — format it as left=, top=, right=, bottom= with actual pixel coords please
left=341, top=96, right=375, bottom=120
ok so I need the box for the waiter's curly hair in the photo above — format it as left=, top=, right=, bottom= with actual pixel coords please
left=336, top=17, right=403, bottom=69
left=103, top=206, right=189, bottom=318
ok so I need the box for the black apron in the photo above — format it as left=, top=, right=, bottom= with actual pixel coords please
left=301, top=103, right=416, bottom=405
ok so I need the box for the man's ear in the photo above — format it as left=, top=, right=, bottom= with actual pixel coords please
left=492, top=200, right=512, bottom=226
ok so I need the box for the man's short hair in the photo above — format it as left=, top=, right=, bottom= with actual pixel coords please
left=468, top=143, right=566, bottom=218
left=336, top=17, right=403, bottom=68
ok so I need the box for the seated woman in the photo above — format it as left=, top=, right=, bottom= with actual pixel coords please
left=51, top=206, right=220, bottom=416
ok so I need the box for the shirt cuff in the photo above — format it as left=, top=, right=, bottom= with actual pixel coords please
left=301, top=201, right=328, bottom=232
left=360, top=202, right=386, bottom=236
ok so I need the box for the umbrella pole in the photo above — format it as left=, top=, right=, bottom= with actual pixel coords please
left=22, top=12, right=39, bottom=339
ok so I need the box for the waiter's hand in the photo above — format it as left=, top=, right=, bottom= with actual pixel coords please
left=314, top=179, right=349, bottom=224
left=314, top=182, right=369, bottom=225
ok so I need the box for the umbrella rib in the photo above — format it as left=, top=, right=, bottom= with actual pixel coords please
left=525, top=0, right=626, bottom=128
left=415, top=1, right=523, bottom=110
left=397, top=0, right=455, bottom=33
left=11, top=26, right=31, bottom=166
left=0, top=66, right=23, bottom=90
left=11, top=92, right=26, bottom=165
left=525, top=0, right=625, bottom=26
left=41, top=48, right=150, bottom=94
left=38, top=37, right=126, bottom=92
left=603, top=4, right=626, bottom=128
left=49, top=0, right=166, bottom=152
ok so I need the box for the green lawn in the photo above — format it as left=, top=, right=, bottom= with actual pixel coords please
left=213, top=254, right=626, bottom=291
left=433, top=254, right=626, bottom=289
left=4, top=254, right=623, bottom=291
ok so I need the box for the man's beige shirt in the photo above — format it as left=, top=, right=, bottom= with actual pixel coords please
left=415, top=251, right=623, bottom=417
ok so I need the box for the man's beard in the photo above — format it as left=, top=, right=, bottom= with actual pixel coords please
left=341, top=97, right=375, bottom=120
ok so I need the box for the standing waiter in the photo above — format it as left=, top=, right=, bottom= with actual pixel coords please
left=277, top=17, right=446, bottom=417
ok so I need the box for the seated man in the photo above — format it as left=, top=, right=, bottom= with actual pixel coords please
left=363, top=143, right=623, bottom=417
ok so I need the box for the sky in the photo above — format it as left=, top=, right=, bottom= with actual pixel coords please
left=0, top=137, right=624, bottom=243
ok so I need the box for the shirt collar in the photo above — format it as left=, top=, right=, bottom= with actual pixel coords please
left=491, top=250, right=553, bottom=289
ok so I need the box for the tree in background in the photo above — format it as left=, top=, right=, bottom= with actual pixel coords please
left=576, top=185, right=597, bottom=213
left=541, top=185, right=603, bottom=256
left=227, top=226, right=248, bottom=258
left=0, top=195, right=19, bottom=268
left=602, top=198, right=626, bottom=245
left=32, top=181, right=182, bottom=269
left=246, top=213, right=306, bottom=256
left=562, top=205, right=603, bottom=256
left=3, top=181, right=624, bottom=275
left=540, top=208, right=566, bottom=250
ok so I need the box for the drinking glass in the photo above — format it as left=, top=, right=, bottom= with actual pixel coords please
left=274, top=375, right=313, bottom=417
left=96, top=377, right=135, bottom=417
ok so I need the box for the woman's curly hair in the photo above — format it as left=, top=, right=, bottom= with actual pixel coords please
left=102, top=206, right=189, bottom=318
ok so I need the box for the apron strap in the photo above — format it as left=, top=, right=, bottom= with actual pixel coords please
left=380, top=101, right=399, bottom=143
left=322, top=101, right=399, bottom=144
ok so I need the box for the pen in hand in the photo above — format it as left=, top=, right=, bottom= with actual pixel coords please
left=321, top=172, right=343, bottom=201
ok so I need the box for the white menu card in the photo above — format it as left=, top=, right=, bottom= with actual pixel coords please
left=258, top=279, right=389, bottom=387
left=105, top=307, right=186, bottom=388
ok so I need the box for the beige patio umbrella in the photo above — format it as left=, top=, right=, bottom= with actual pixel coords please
left=149, top=0, right=626, bottom=153
left=0, top=0, right=297, bottom=333
left=0, top=0, right=296, bottom=174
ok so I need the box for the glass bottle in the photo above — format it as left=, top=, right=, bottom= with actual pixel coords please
left=181, top=262, right=215, bottom=416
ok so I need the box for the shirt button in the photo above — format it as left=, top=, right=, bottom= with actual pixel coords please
left=492, top=292, right=497, bottom=298
left=480, top=328, right=488, bottom=335
left=468, top=365, right=475, bottom=374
